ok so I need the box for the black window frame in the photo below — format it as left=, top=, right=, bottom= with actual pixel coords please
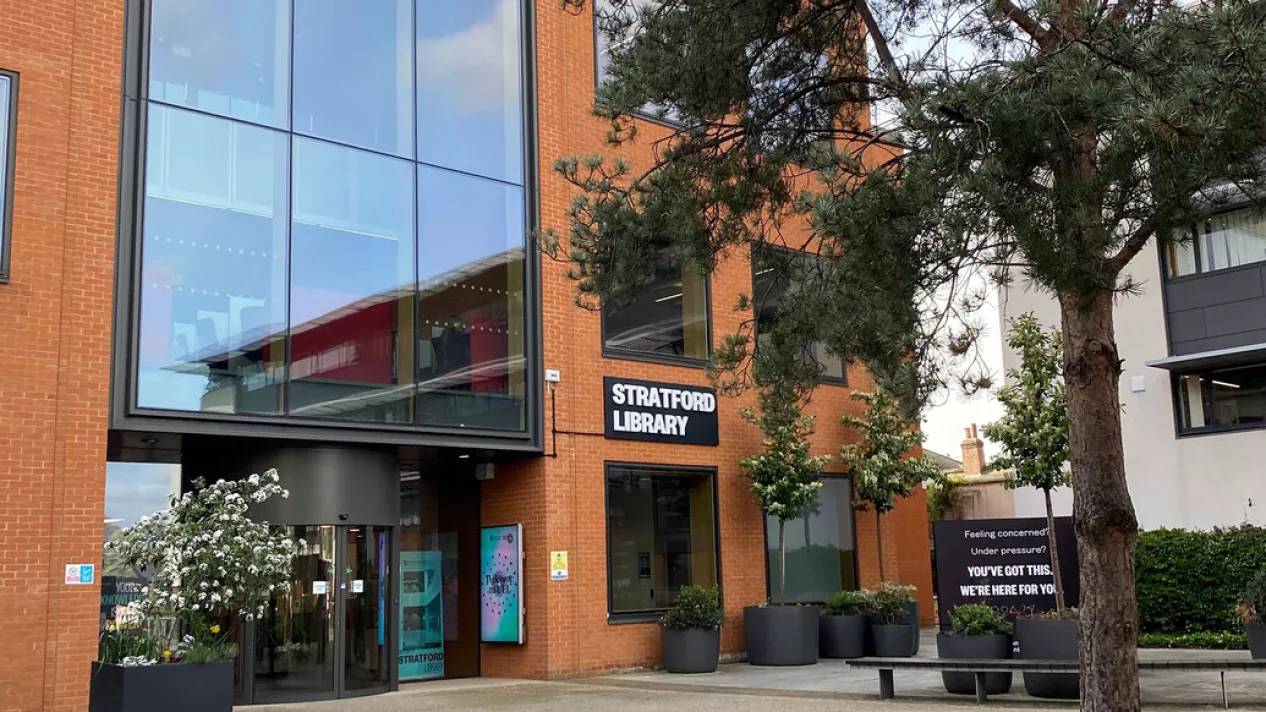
left=750, top=242, right=848, bottom=387
left=590, top=0, right=682, bottom=129
left=0, top=69, right=17, bottom=283
left=1162, top=206, right=1266, bottom=281
left=1170, top=363, right=1266, bottom=437
left=603, top=461, right=722, bottom=623
left=599, top=244, right=713, bottom=368
left=760, top=474, right=860, bottom=604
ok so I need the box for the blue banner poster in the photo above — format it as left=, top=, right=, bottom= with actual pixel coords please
left=399, top=550, right=444, bottom=681
left=480, top=524, right=523, bottom=643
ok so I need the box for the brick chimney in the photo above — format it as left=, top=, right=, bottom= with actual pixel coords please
left=961, top=424, right=987, bottom=475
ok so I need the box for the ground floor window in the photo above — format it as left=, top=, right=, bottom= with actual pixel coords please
left=1176, top=363, right=1266, bottom=433
left=765, top=476, right=857, bottom=602
left=605, top=464, right=718, bottom=617
left=102, top=462, right=181, bottom=631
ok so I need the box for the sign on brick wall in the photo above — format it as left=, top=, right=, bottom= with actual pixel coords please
left=603, top=377, right=719, bottom=446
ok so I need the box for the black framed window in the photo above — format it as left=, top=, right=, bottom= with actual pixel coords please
left=0, top=70, right=16, bottom=282
left=1174, top=363, right=1266, bottom=434
left=751, top=243, right=847, bottom=384
left=765, top=476, right=857, bottom=603
left=602, top=244, right=710, bottom=363
left=1165, top=208, right=1266, bottom=279
left=605, top=463, right=719, bottom=617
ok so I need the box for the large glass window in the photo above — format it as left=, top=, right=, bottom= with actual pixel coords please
left=602, top=245, right=710, bottom=361
left=605, top=464, right=718, bottom=616
left=0, top=70, right=14, bottom=281
left=1166, top=208, right=1266, bottom=278
left=102, top=462, right=180, bottom=631
left=417, top=0, right=523, bottom=184
left=592, top=0, right=678, bottom=123
left=765, top=477, right=857, bottom=603
left=751, top=243, right=846, bottom=383
left=1175, top=363, right=1266, bottom=433
left=136, top=0, right=528, bottom=430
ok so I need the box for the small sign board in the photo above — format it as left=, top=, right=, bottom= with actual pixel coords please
left=65, top=564, right=94, bottom=585
left=312, top=580, right=328, bottom=596
left=352, top=579, right=364, bottom=593
left=550, top=551, right=568, bottom=581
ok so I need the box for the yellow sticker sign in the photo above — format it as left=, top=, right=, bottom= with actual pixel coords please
left=550, top=550, right=568, bottom=581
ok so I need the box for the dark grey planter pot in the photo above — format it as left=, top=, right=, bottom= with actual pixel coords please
left=938, top=633, right=1013, bottom=695
left=1015, top=618, right=1079, bottom=699
left=744, top=605, right=819, bottom=666
left=1248, top=623, right=1266, bottom=659
left=871, top=624, right=915, bottom=658
left=90, top=661, right=233, bottom=712
left=901, top=601, right=921, bottom=655
left=819, top=614, right=868, bottom=659
left=662, top=626, right=721, bottom=673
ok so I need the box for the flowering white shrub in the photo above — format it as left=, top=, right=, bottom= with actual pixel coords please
left=107, top=469, right=296, bottom=630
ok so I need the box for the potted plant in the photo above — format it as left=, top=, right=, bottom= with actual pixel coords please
left=1015, top=608, right=1079, bottom=699
left=92, top=470, right=295, bottom=712
left=661, top=584, right=727, bottom=673
left=1237, top=569, right=1266, bottom=659
left=740, top=393, right=831, bottom=666
left=938, top=603, right=1013, bottom=695
left=819, top=590, right=870, bottom=659
left=868, top=582, right=917, bottom=657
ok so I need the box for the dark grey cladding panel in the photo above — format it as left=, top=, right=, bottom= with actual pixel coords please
left=183, top=442, right=400, bottom=527
left=1166, top=308, right=1207, bottom=344
left=1205, top=298, right=1266, bottom=338
left=1165, top=265, right=1264, bottom=313
left=1172, top=329, right=1266, bottom=356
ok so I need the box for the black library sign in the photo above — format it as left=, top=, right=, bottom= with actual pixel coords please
left=603, top=377, right=719, bottom=446
left=932, top=516, right=1078, bottom=628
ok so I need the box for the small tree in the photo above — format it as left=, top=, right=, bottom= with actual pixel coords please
left=842, top=389, right=941, bottom=582
left=741, top=394, right=831, bottom=604
left=983, top=314, right=1072, bottom=614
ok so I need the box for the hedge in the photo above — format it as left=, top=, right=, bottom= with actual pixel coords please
left=1136, top=526, right=1266, bottom=635
left=1138, top=631, right=1247, bottom=650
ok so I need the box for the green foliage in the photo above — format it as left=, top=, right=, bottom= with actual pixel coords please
left=1242, top=570, right=1266, bottom=625
left=925, top=474, right=961, bottom=521
left=740, top=398, right=831, bottom=524
left=176, top=621, right=238, bottom=664
left=982, top=315, right=1070, bottom=494
left=98, top=628, right=161, bottom=665
left=1135, top=526, right=1266, bottom=634
left=868, top=582, right=916, bottom=625
left=841, top=389, right=940, bottom=515
left=1138, top=631, right=1248, bottom=650
left=821, top=590, right=870, bottom=617
left=662, top=585, right=727, bottom=631
left=1027, top=607, right=1080, bottom=621
left=949, top=604, right=1013, bottom=636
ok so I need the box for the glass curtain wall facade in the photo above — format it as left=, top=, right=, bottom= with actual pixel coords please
left=136, top=0, right=528, bottom=430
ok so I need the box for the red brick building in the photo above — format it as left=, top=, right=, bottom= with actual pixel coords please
left=0, top=0, right=932, bottom=709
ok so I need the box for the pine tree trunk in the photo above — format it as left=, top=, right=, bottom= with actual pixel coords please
left=1058, top=289, right=1140, bottom=712
left=778, top=518, right=786, bottom=604
left=875, top=508, right=885, bottom=582
left=1044, top=489, right=1066, bottom=614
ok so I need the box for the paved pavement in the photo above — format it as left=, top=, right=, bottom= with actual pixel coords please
left=244, top=631, right=1266, bottom=711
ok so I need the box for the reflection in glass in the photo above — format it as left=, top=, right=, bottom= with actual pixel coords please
left=102, top=463, right=180, bottom=631
left=765, top=477, right=856, bottom=603
left=293, top=0, right=413, bottom=157
left=1201, top=209, right=1266, bottom=274
left=751, top=243, right=846, bottom=382
left=344, top=526, right=390, bottom=691
left=255, top=526, right=336, bottom=699
left=416, top=167, right=526, bottom=429
left=603, top=244, right=709, bottom=360
left=1179, top=364, right=1266, bottom=431
left=417, top=0, right=523, bottom=184
left=138, top=105, right=288, bottom=413
left=149, top=0, right=290, bottom=127
left=288, top=139, right=415, bottom=422
left=606, top=466, right=717, bottom=614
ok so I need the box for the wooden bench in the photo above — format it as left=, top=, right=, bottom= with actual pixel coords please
left=847, top=657, right=1266, bottom=707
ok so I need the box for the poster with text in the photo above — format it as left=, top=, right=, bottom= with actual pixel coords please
left=399, top=550, right=444, bottom=680
left=480, top=524, right=524, bottom=643
left=933, top=517, right=1078, bottom=628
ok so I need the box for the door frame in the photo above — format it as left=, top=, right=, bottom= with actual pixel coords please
left=237, top=524, right=397, bottom=705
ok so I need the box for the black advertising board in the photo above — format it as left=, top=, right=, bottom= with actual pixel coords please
left=933, top=517, right=1078, bottom=628
left=603, top=377, right=719, bottom=446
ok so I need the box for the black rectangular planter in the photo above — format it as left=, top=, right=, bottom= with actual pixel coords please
left=1015, top=618, right=1079, bottom=700
left=937, top=633, right=1013, bottom=695
left=90, top=661, right=233, bottom=712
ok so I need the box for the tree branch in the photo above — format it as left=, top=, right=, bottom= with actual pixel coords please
left=1106, top=217, right=1157, bottom=275
left=993, top=0, right=1053, bottom=48
left=854, top=0, right=900, bottom=79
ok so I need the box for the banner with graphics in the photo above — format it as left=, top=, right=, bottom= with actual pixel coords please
left=480, top=524, right=524, bottom=643
left=399, top=550, right=444, bottom=680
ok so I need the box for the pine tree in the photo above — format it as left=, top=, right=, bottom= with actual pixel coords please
left=556, top=2, right=1266, bottom=709
left=983, top=314, right=1072, bottom=615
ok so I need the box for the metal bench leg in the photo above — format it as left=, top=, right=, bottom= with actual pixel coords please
left=1222, top=670, right=1228, bottom=709
left=879, top=669, right=895, bottom=700
left=975, top=672, right=989, bottom=704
